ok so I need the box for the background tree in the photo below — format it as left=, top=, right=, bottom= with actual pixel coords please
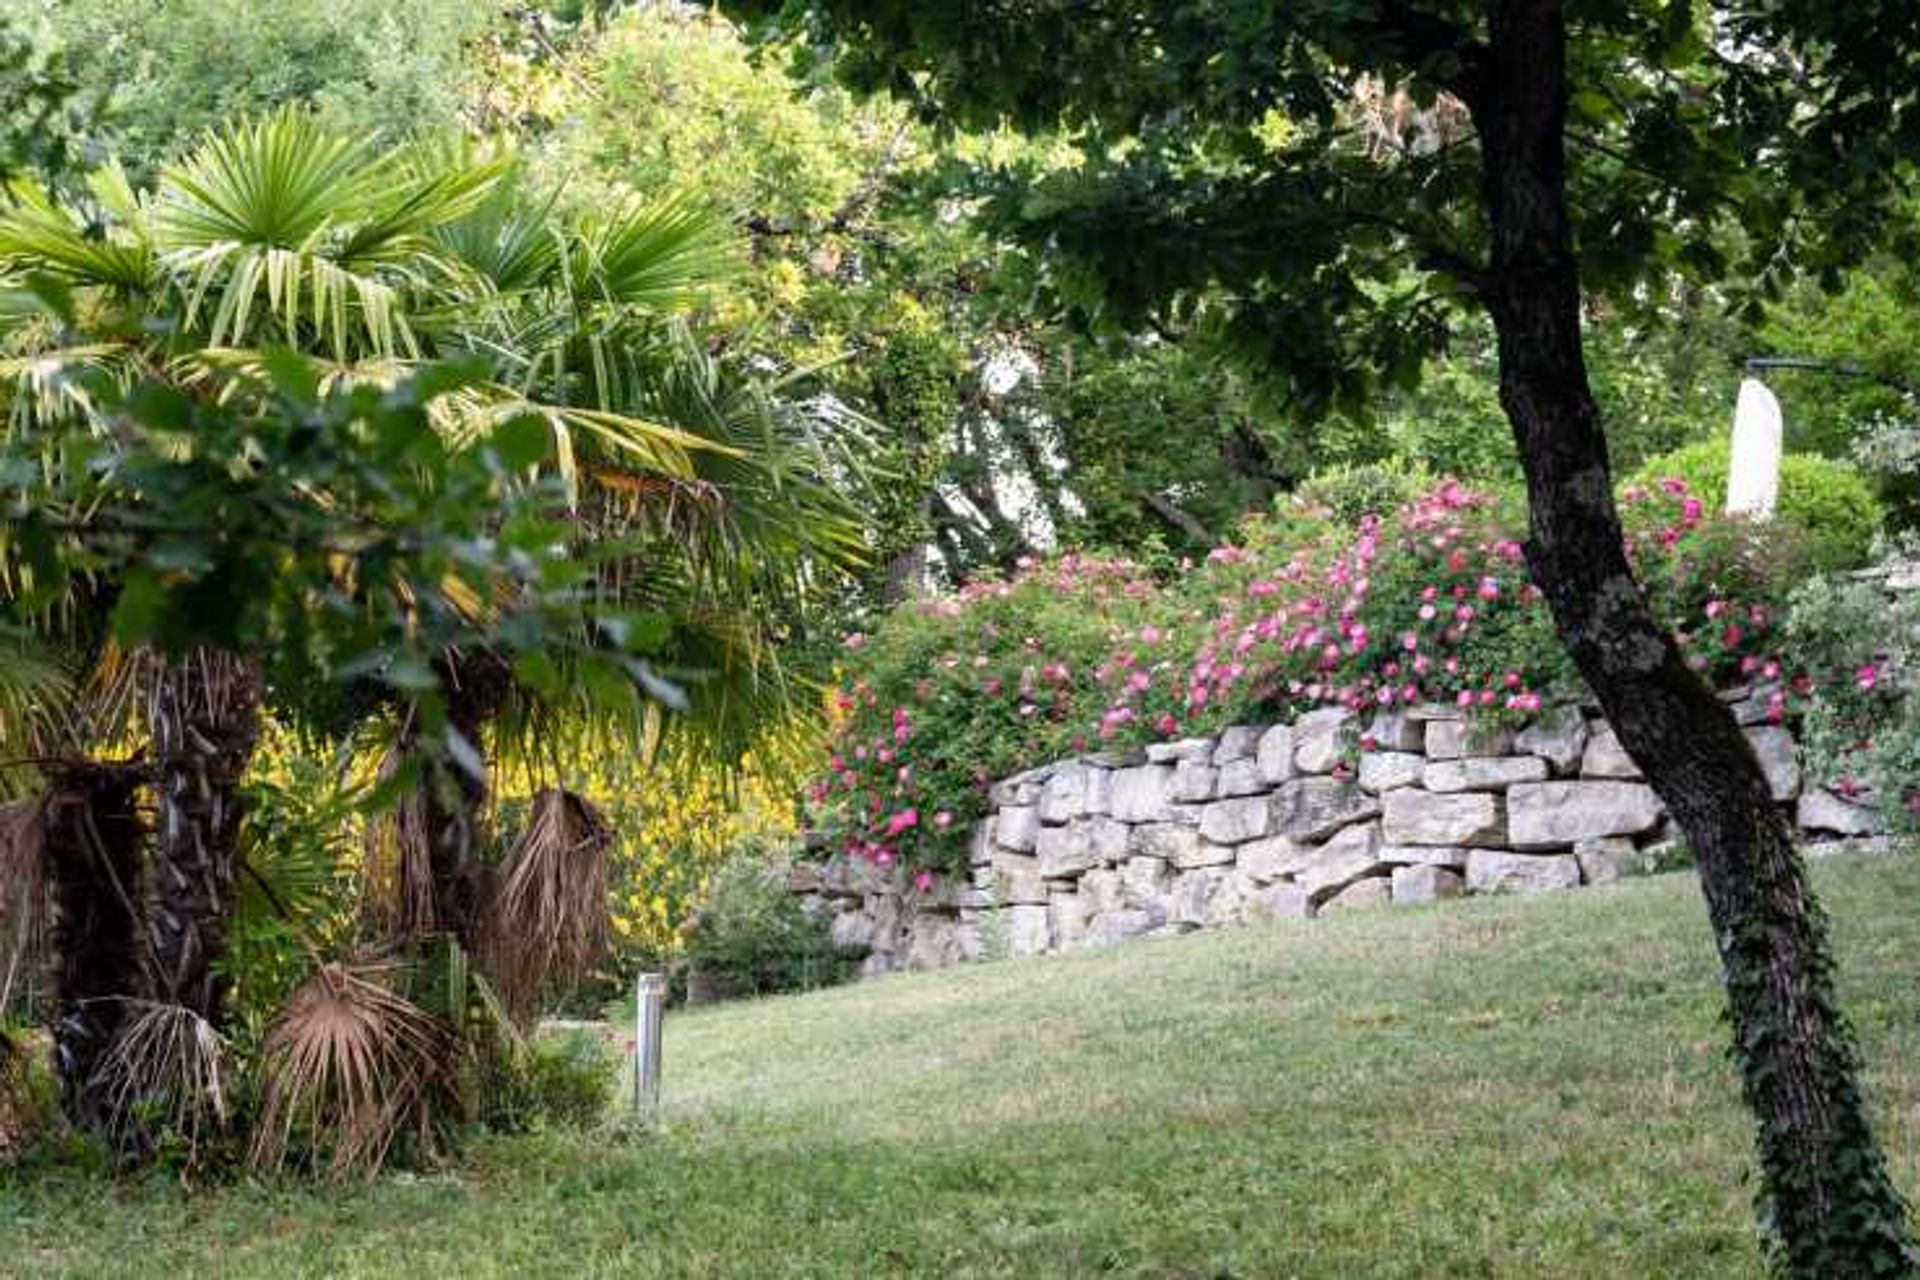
left=727, top=1, right=1920, bottom=1271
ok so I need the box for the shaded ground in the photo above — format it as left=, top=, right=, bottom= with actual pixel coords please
left=6, top=852, right=1920, bottom=1277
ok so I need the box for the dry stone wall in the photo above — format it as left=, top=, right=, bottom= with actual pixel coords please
left=793, top=687, right=1892, bottom=977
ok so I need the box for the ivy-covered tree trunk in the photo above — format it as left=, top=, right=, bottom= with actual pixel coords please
left=41, top=761, right=145, bottom=1134
left=147, top=649, right=262, bottom=1025
left=1469, top=2, right=1917, bottom=1273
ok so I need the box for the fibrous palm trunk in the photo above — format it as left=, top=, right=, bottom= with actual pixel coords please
left=41, top=761, right=144, bottom=1133
left=146, top=649, right=262, bottom=1026
left=421, top=651, right=514, bottom=951
left=1469, top=3, right=1917, bottom=1271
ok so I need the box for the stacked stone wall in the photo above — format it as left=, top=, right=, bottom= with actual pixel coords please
left=794, top=687, right=1891, bottom=977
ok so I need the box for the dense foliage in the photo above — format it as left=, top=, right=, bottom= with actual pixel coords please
left=815, top=475, right=1811, bottom=874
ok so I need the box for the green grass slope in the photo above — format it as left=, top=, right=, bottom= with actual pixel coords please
left=7, top=853, right=1920, bottom=1278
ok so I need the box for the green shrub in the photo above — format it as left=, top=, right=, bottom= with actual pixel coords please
left=0, top=1027, right=65, bottom=1165
left=1626, top=440, right=1883, bottom=571
left=1785, top=568, right=1920, bottom=829
left=1294, top=459, right=1440, bottom=527
left=683, top=850, right=848, bottom=998
left=476, top=1030, right=619, bottom=1134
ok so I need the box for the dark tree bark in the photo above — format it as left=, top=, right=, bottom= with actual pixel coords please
left=1467, top=2, right=1917, bottom=1273
left=41, top=761, right=145, bottom=1134
left=146, top=649, right=262, bottom=1024
left=420, top=650, right=515, bottom=951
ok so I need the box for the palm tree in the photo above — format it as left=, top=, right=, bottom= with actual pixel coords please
left=0, top=111, right=872, bottom=1110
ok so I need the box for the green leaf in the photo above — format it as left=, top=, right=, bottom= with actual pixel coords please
left=492, top=412, right=553, bottom=472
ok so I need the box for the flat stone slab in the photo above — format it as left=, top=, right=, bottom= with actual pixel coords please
left=1507, top=780, right=1664, bottom=847
left=1466, top=849, right=1581, bottom=894
left=1358, top=750, right=1424, bottom=794
left=1273, top=776, right=1379, bottom=841
left=1380, top=789, right=1505, bottom=847
left=1392, top=863, right=1464, bottom=904
left=1422, top=756, right=1548, bottom=792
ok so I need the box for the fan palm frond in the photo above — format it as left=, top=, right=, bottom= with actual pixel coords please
left=250, top=961, right=456, bottom=1181
left=0, top=182, right=154, bottom=291
left=568, top=192, right=741, bottom=315
left=477, top=789, right=611, bottom=1023
left=90, top=1000, right=227, bottom=1159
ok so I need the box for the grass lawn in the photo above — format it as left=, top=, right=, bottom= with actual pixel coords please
left=7, top=852, right=1920, bottom=1277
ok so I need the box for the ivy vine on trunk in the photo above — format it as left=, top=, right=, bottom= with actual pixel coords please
left=1465, top=3, right=1916, bottom=1272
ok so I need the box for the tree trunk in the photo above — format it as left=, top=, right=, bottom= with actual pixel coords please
left=1469, top=3, right=1917, bottom=1273
left=146, top=649, right=262, bottom=1025
left=41, top=761, right=145, bottom=1134
left=420, top=651, right=514, bottom=951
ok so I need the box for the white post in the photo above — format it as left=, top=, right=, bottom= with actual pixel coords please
left=633, top=971, right=665, bottom=1122
left=1726, top=376, right=1784, bottom=519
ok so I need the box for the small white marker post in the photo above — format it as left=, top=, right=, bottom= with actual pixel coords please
left=633, top=971, right=666, bottom=1123
left=1727, top=376, right=1784, bottom=519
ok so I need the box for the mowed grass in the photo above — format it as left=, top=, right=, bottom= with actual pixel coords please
left=9, top=853, right=1920, bottom=1278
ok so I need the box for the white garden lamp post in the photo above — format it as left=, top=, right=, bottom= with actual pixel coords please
left=1726, top=376, right=1784, bottom=518
left=634, top=971, right=666, bottom=1123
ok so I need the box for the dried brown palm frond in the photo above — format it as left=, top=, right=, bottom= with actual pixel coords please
left=90, top=1000, right=227, bottom=1160
left=358, top=747, right=439, bottom=942
left=477, top=789, right=612, bottom=1024
left=250, top=961, right=456, bottom=1182
left=0, top=798, right=47, bottom=1013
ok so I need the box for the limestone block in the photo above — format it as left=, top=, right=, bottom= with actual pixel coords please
left=1048, top=892, right=1092, bottom=948
left=989, top=853, right=1049, bottom=905
left=1365, top=709, right=1426, bottom=753
left=1200, top=793, right=1276, bottom=845
left=1378, top=844, right=1471, bottom=869
left=1320, top=876, right=1392, bottom=912
left=1080, top=867, right=1125, bottom=914
left=1295, top=821, right=1388, bottom=902
left=1797, top=788, right=1886, bottom=836
left=1236, top=834, right=1315, bottom=882
left=1380, top=789, right=1505, bottom=847
left=1743, top=725, right=1801, bottom=801
left=1004, top=903, right=1053, bottom=957
left=995, top=805, right=1040, bottom=853
left=1171, top=758, right=1219, bottom=802
left=1132, top=822, right=1198, bottom=863
left=1358, top=750, right=1425, bottom=794
left=1425, top=719, right=1515, bottom=760
left=1255, top=723, right=1296, bottom=784
left=1213, top=725, right=1264, bottom=765
left=1506, top=780, right=1664, bottom=847
left=1245, top=882, right=1316, bottom=922
left=1039, top=763, right=1092, bottom=824
left=1122, top=855, right=1172, bottom=908
left=1422, top=756, right=1548, bottom=792
left=1215, top=757, right=1266, bottom=797
left=1514, top=706, right=1589, bottom=775
left=1035, top=821, right=1101, bottom=878
left=1573, top=836, right=1657, bottom=884
left=1465, top=849, right=1581, bottom=894
left=1170, top=868, right=1229, bottom=925
left=1146, top=737, right=1214, bottom=763
left=1579, top=725, right=1641, bottom=779
left=1293, top=706, right=1357, bottom=774
left=1391, top=863, right=1465, bottom=904
left=1274, top=777, right=1380, bottom=841
left=1110, top=764, right=1177, bottom=823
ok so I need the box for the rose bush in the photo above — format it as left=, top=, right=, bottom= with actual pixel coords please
left=814, top=478, right=1820, bottom=875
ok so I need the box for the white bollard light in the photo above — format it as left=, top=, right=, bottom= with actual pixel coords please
left=633, top=971, right=666, bottom=1122
left=1726, top=376, right=1784, bottom=519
